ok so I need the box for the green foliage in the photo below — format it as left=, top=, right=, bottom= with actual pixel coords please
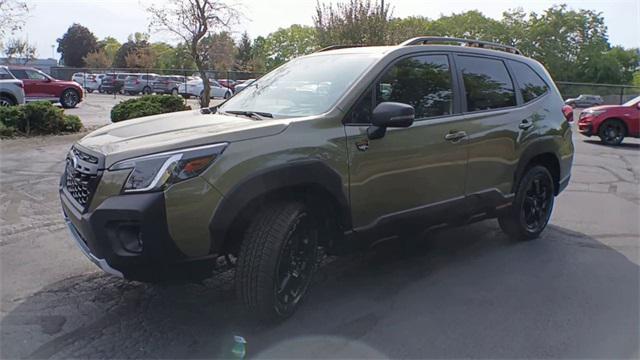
left=314, top=0, right=390, bottom=47
left=111, top=95, right=191, bottom=122
left=236, top=32, right=253, bottom=71
left=113, top=34, right=150, bottom=69
left=253, top=25, right=318, bottom=70
left=56, top=23, right=98, bottom=67
left=633, top=72, right=640, bottom=87
left=0, top=102, right=83, bottom=137
left=98, top=36, right=121, bottom=64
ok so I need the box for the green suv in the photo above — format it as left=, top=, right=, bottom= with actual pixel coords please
left=60, top=37, right=574, bottom=321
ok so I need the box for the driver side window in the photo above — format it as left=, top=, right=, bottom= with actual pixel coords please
left=348, top=54, right=454, bottom=124
left=26, top=70, right=47, bottom=80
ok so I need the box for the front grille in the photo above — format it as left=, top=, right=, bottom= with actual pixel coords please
left=63, top=147, right=102, bottom=210
left=64, top=164, right=98, bottom=207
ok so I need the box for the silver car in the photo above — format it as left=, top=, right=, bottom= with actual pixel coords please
left=124, top=74, right=158, bottom=95
left=0, top=66, right=26, bottom=106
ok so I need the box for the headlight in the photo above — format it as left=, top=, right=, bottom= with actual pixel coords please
left=110, top=143, right=228, bottom=193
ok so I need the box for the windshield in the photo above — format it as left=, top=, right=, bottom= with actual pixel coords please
left=623, top=95, right=640, bottom=106
left=219, top=53, right=379, bottom=118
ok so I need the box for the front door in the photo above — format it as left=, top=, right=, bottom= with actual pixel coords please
left=346, top=54, right=468, bottom=232
left=10, top=68, right=52, bottom=100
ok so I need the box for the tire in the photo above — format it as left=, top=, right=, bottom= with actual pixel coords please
left=86, top=89, right=94, bottom=94
left=224, top=91, right=231, bottom=99
left=598, top=119, right=626, bottom=146
left=171, top=88, right=179, bottom=96
left=0, top=95, right=16, bottom=107
left=236, top=201, right=319, bottom=322
left=498, top=165, right=555, bottom=241
left=60, top=89, right=80, bottom=108
left=98, top=85, right=104, bottom=94
left=143, top=86, right=152, bottom=95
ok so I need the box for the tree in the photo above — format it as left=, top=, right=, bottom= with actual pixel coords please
left=3, top=38, right=36, bottom=64
left=125, top=48, right=155, bottom=69
left=236, top=31, right=253, bottom=70
left=148, top=0, right=240, bottom=107
left=113, top=34, right=150, bottom=69
left=253, top=25, right=318, bottom=70
left=0, top=0, right=29, bottom=47
left=203, top=31, right=237, bottom=71
left=98, top=37, right=121, bottom=65
left=313, top=0, right=391, bottom=47
left=83, top=50, right=111, bottom=68
left=56, top=24, right=99, bottom=67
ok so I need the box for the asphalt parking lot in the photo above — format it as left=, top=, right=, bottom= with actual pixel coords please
left=0, top=125, right=638, bottom=358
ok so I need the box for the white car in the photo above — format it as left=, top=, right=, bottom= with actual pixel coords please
left=234, top=79, right=256, bottom=93
left=178, top=78, right=232, bottom=99
left=83, top=74, right=105, bottom=93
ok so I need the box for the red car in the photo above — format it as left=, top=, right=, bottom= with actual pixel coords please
left=217, top=79, right=236, bottom=91
left=8, top=66, right=84, bottom=108
left=577, top=96, right=640, bottom=145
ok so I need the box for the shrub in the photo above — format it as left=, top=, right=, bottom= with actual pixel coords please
left=0, top=102, right=83, bottom=137
left=111, top=95, right=191, bottom=122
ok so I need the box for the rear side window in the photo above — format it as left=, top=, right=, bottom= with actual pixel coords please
left=510, top=61, right=548, bottom=103
left=0, top=68, right=13, bottom=79
left=457, top=56, right=516, bottom=112
left=376, top=54, right=454, bottom=119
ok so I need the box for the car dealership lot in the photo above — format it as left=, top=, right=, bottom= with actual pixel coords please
left=0, top=130, right=638, bottom=358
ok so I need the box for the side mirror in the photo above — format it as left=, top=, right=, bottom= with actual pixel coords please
left=368, top=102, right=415, bottom=140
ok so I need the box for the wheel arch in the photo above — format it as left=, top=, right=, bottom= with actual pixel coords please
left=0, top=91, right=18, bottom=105
left=208, top=161, right=351, bottom=256
left=514, top=139, right=562, bottom=196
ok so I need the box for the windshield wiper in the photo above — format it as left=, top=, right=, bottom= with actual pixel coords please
left=222, top=110, right=273, bottom=120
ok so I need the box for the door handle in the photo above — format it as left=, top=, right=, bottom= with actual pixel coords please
left=444, top=131, right=467, bottom=142
left=519, top=120, right=533, bottom=130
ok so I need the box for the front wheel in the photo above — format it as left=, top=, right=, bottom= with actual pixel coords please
left=0, top=95, right=16, bottom=106
left=498, top=165, right=555, bottom=241
left=142, top=86, right=152, bottom=95
left=236, top=201, right=319, bottom=322
left=60, top=89, right=80, bottom=108
left=171, top=88, right=179, bottom=96
left=598, top=119, right=626, bottom=146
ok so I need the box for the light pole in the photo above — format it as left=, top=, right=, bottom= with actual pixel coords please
left=51, top=45, right=54, bottom=59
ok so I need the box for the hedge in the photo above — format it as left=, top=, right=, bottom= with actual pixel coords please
left=0, top=102, right=83, bottom=138
left=111, top=95, right=191, bottom=122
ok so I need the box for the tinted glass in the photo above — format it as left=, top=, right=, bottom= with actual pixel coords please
left=457, top=56, right=516, bottom=111
left=26, top=70, right=47, bottom=80
left=510, top=61, right=548, bottom=103
left=10, top=69, right=29, bottom=79
left=0, top=68, right=12, bottom=79
left=376, top=55, right=453, bottom=119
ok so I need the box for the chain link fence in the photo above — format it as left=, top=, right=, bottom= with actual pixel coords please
left=556, top=81, right=640, bottom=105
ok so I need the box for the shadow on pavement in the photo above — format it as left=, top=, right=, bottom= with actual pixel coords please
left=1, top=221, right=638, bottom=359
left=583, top=139, right=640, bottom=150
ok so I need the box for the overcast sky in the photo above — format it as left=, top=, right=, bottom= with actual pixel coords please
left=14, top=0, right=640, bottom=60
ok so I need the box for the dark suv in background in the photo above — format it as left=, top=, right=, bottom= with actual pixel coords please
left=100, top=73, right=132, bottom=94
left=60, top=37, right=573, bottom=322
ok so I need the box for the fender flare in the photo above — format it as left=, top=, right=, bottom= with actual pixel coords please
left=208, top=160, right=351, bottom=253
left=513, top=136, right=562, bottom=194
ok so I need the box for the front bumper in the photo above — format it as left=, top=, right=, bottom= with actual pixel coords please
left=60, top=190, right=205, bottom=281
left=578, top=121, right=593, bottom=136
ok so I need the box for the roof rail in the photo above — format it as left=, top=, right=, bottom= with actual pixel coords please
left=400, top=36, right=522, bottom=55
left=316, top=44, right=363, bottom=52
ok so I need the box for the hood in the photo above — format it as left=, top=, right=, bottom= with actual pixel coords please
left=583, top=105, right=620, bottom=111
left=77, top=110, right=290, bottom=167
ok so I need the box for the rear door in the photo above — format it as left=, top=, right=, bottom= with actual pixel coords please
left=455, top=54, right=547, bottom=199
left=346, top=53, right=468, bottom=231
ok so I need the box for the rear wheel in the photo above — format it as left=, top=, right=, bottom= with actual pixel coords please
left=224, top=91, right=231, bottom=99
left=171, top=88, right=179, bottom=96
left=498, top=166, right=555, bottom=241
left=60, top=89, right=80, bottom=108
left=142, top=86, right=152, bottom=95
left=0, top=95, right=16, bottom=107
left=236, top=201, right=319, bottom=322
left=86, top=89, right=94, bottom=94
left=598, top=119, right=626, bottom=146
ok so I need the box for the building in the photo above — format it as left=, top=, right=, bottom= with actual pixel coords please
left=0, top=58, right=59, bottom=74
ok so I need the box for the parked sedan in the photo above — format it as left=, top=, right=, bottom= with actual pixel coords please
left=0, top=65, right=26, bottom=106
left=234, top=79, right=256, bottom=93
left=577, top=95, right=640, bottom=145
left=565, top=94, right=604, bottom=108
left=178, top=78, right=232, bottom=99
left=82, top=74, right=103, bottom=93
left=8, top=66, right=83, bottom=108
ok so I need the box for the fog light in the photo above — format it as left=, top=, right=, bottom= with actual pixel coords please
left=116, top=224, right=143, bottom=254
